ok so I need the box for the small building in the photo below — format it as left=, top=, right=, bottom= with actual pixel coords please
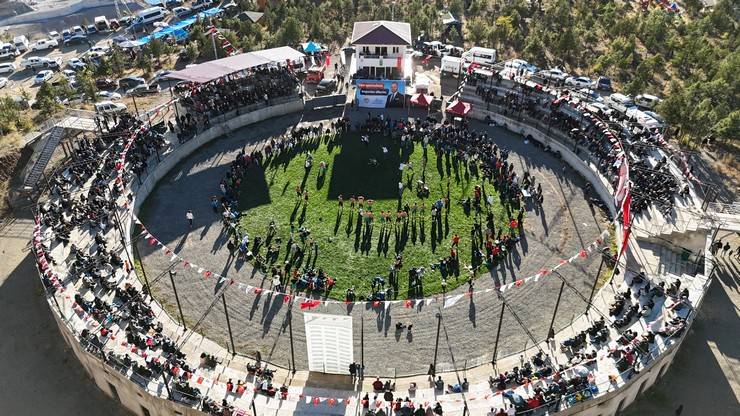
left=351, top=20, right=412, bottom=80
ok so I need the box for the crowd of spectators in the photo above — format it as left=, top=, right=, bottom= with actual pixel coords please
left=178, top=67, right=300, bottom=119
left=472, top=76, right=691, bottom=220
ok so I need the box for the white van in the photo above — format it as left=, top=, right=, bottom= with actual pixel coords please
left=137, top=7, right=168, bottom=25
left=440, top=56, right=463, bottom=76
left=13, top=35, right=29, bottom=52
left=462, top=47, right=496, bottom=67
left=635, top=93, right=661, bottom=109
left=608, top=93, right=635, bottom=114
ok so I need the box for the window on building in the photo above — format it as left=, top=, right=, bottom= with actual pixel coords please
left=393, top=47, right=399, bottom=54
left=362, top=46, right=369, bottom=54
left=381, top=47, right=388, bottom=55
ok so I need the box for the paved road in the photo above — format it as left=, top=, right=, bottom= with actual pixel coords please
left=136, top=108, right=609, bottom=376
left=0, top=211, right=131, bottom=416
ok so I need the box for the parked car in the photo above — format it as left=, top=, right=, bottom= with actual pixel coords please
left=62, top=29, right=72, bottom=41
left=98, top=90, right=122, bottom=100
left=86, top=24, right=98, bottom=35
left=165, top=0, right=183, bottom=6
left=0, top=44, right=20, bottom=60
left=21, top=56, right=61, bottom=70
left=192, top=0, right=214, bottom=11
left=150, top=70, right=172, bottom=84
left=0, top=62, right=15, bottom=74
left=61, top=69, right=76, bottom=78
left=576, top=88, right=603, bottom=102
left=126, top=83, right=160, bottom=96
left=13, top=35, right=29, bottom=52
left=67, top=58, right=86, bottom=71
left=118, top=16, right=135, bottom=27
left=315, top=78, right=337, bottom=94
left=95, top=101, right=127, bottom=113
left=96, top=77, right=117, bottom=90
left=118, top=76, right=146, bottom=90
left=48, top=31, right=61, bottom=41
left=593, top=76, right=612, bottom=91
left=64, top=35, right=89, bottom=47
left=87, top=46, right=110, bottom=56
left=635, top=93, right=661, bottom=109
left=72, top=26, right=85, bottom=36
left=0, top=77, right=7, bottom=88
left=565, top=76, right=593, bottom=89
left=33, top=70, right=54, bottom=85
left=173, top=6, right=192, bottom=18
left=31, top=38, right=59, bottom=51
left=540, top=68, right=569, bottom=83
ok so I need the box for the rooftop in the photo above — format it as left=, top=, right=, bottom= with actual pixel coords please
left=351, top=20, right=411, bottom=46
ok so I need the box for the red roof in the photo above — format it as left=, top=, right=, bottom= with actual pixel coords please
left=410, top=93, right=433, bottom=107
left=445, top=100, right=472, bottom=116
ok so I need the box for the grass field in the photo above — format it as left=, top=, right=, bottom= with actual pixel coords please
left=238, top=132, right=512, bottom=299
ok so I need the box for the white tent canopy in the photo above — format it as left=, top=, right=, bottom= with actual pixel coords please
left=169, top=46, right=305, bottom=84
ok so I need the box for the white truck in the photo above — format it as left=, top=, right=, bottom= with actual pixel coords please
left=13, top=35, right=29, bottom=52
left=440, top=55, right=463, bottom=76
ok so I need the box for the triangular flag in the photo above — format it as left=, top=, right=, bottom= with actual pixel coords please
left=444, top=294, right=464, bottom=308
left=579, top=249, right=588, bottom=258
left=404, top=299, right=413, bottom=308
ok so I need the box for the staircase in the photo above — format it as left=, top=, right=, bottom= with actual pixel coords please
left=22, top=126, right=66, bottom=190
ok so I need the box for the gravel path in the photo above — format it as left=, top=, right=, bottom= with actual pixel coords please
left=137, top=109, right=609, bottom=376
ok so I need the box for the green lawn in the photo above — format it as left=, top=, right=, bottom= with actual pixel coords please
left=237, top=132, right=512, bottom=299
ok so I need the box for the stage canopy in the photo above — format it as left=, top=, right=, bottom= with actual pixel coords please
left=168, top=46, right=305, bottom=84
left=410, top=93, right=433, bottom=107
left=445, top=100, right=472, bottom=116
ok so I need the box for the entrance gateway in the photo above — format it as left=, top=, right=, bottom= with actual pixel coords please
left=303, top=313, right=353, bottom=374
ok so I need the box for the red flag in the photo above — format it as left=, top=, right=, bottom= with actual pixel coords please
left=204, top=270, right=212, bottom=278
left=515, top=279, right=523, bottom=287
left=148, top=237, right=157, bottom=246
left=313, top=397, right=320, bottom=406
left=559, top=259, right=568, bottom=265
left=372, top=300, right=381, bottom=308
left=539, top=268, right=550, bottom=276
left=324, top=53, right=330, bottom=67
left=284, top=294, right=292, bottom=302
left=300, top=300, right=321, bottom=310
left=183, top=261, right=190, bottom=268
left=254, top=288, right=263, bottom=294
left=579, top=249, right=588, bottom=258
left=404, top=299, right=413, bottom=308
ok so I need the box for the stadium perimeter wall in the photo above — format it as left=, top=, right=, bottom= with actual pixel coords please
left=44, top=101, right=706, bottom=416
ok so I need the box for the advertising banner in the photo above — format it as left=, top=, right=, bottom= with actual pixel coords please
left=355, top=79, right=406, bottom=108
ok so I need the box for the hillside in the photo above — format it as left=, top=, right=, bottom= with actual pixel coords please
left=239, top=0, right=737, bottom=146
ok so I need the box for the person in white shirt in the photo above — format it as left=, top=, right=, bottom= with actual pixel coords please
left=186, top=210, right=194, bottom=228
left=506, top=404, right=516, bottom=416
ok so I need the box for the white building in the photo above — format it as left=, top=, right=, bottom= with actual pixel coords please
left=351, top=20, right=413, bottom=80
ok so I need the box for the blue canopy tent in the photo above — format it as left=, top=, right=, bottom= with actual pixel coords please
left=303, top=41, right=322, bottom=53
left=133, top=7, right=222, bottom=46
